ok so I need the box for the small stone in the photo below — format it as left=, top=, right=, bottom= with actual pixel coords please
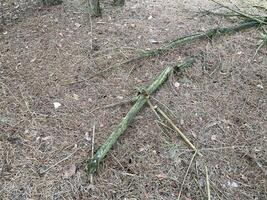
left=74, top=23, right=81, bottom=28
left=130, top=24, right=136, bottom=28
left=73, top=94, right=79, bottom=100
left=174, top=82, right=180, bottom=89
left=85, top=132, right=91, bottom=141
left=211, top=135, right=216, bottom=141
left=53, top=102, right=61, bottom=109
left=149, top=39, right=159, bottom=44
left=256, top=84, right=263, bottom=90
left=139, top=147, right=146, bottom=152
left=148, top=15, right=153, bottom=20
left=227, top=181, right=238, bottom=188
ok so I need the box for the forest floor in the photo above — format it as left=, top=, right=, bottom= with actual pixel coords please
left=0, top=0, right=266, bottom=199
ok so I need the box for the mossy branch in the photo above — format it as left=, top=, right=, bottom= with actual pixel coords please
left=85, top=19, right=265, bottom=80
left=86, top=58, right=195, bottom=174
left=142, top=20, right=263, bottom=58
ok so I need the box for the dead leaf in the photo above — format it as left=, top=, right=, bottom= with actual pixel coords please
left=64, top=164, right=76, bottom=178
left=155, top=173, right=167, bottom=179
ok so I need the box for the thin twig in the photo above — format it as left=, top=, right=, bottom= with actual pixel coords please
left=146, top=98, right=162, bottom=121
left=90, top=123, right=96, bottom=184
left=178, top=151, right=197, bottom=200
left=193, top=177, right=206, bottom=200
left=151, top=96, right=177, bottom=119
left=211, top=0, right=266, bottom=24
left=155, top=106, right=202, bottom=156
left=205, top=166, right=211, bottom=200
left=156, top=120, right=176, bottom=133
left=39, top=148, right=79, bottom=174
left=154, top=120, right=172, bottom=142
left=146, top=97, right=173, bottom=141
left=252, top=41, right=264, bottom=60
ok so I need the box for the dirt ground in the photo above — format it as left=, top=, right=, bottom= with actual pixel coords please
left=0, top=0, right=266, bottom=199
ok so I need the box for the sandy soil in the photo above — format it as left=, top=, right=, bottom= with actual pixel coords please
left=0, top=0, right=266, bottom=199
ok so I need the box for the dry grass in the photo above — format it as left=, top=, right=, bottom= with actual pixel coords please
left=0, top=0, right=266, bottom=199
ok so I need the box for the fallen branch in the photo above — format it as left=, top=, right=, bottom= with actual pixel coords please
left=86, top=58, right=195, bottom=174
left=85, top=19, right=265, bottom=80
left=211, top=0, right=267, bottom=25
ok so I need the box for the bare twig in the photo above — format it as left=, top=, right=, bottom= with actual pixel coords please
left=39, top=148, right=79, bottom=175
left=146, top=98, right=162, bottom=121
left=205, top=166, right=211, bottom=200
left=178, top=151, right=197, bottom=200
left=90, top=123, right=96, bottom=184
left=155, top=106, right=202, bottom=156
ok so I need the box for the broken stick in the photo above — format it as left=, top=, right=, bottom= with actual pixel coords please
left=86, top=58, right=195, bottom=174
